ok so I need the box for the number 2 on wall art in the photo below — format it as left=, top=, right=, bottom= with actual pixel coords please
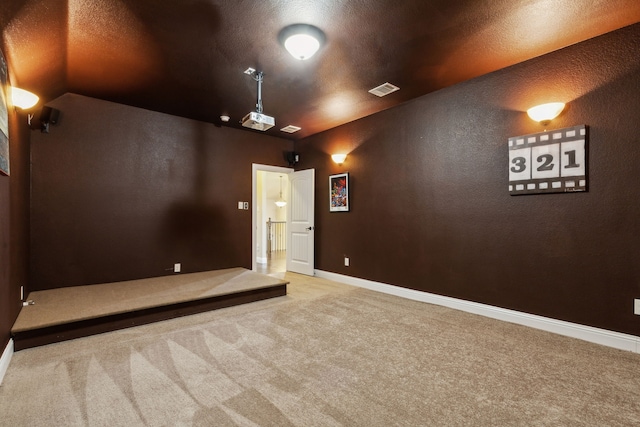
left=508, top=125, right=587, bottom=195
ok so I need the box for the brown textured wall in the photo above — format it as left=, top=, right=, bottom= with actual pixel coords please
left=6, top=107, right=29, bottom=344
left=30, top=94, right=293, bottom=290
left=0, top=161, right=7, bottom=351
left=0, top=123, right=10, bottom=350
left=0, top=0, right=68, bottom=103
left=0, top=47, right=31, bottom=351
left=296, top=24, right=640, bottom=336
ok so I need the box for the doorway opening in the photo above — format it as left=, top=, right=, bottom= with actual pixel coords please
left=252, top=164, right=293, bottom=276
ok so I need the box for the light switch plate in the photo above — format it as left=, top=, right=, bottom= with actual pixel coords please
left=238, top=201, right=243, bottom=209
left=174, top=263, right=181, bottom=273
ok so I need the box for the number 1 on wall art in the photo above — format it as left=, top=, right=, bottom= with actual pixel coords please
left=508, top=125, right=587, bottom=195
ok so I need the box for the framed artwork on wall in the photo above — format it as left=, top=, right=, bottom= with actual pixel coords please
left=0, top=48, right=9, bottom=176
left=329, top=173, right=349, bottom=212
left=508, top=124, right=588, bottom=195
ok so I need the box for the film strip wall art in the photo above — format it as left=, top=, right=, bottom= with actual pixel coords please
left=508, top=125, right=588, bottom=196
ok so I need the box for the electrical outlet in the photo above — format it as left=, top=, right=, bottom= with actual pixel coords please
left=174, top=263, right=181, bottom=273
left=243, top=202, right=249, bottom=210
left=634, top=299, right=640, bottom=315
left=344, top=257, right=349, bottom=267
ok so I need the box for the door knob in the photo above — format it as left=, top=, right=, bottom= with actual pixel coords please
left=306, top=226, right=315, bottom=231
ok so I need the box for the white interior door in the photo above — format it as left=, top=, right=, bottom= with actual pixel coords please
left=286, top=169, right=315, bottom=275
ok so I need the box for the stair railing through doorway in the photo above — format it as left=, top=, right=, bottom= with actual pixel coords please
left=266, top=218, right=286, bottom=256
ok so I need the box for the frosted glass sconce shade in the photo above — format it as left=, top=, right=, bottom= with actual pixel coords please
left=11, top=87, right=39, bottom=109
left=331, top=154, right=347, bottom=164
left=527, top=102, right=565, bottom=124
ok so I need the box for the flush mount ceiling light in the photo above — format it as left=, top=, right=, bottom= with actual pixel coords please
left=527, top=102, right=566, bottom=125
left=278, top=24, right=325, bottom=60
left=10, top=86, right=39, bottom=109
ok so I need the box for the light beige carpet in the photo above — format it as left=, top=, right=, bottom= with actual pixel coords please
left=1, top=273, right=639, bottom=426
left=12, top=268, right=287, bottom=332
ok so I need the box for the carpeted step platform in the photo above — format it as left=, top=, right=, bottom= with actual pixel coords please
left=11, top=268, right=287, bottom=350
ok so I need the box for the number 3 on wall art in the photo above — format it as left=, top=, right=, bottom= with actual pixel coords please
left=508, top=125, right=587, bottom=195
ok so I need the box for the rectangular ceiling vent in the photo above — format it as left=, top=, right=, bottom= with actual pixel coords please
left=368, top=82, right=400, bottom=97
left=280, top=125, right=301, bottom=133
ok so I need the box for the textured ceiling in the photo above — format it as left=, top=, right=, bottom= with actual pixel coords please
left=2, top=0, right=640, bottom=139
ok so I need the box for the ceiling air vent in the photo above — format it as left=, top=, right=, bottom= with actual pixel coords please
left=368, top=82, right=400, bottom=97
left=280, top=125, right=302, bottom=133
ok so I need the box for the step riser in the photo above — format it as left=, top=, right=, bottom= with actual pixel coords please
left=13, top=285, right=286, bottom=350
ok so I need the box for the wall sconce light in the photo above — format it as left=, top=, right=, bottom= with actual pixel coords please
left=11, top=86, right=39, bottom=110
left=11, top=86, right=40, bottom=127
left=527, top=102, right=565, bottom=125
left=331, top=153, right=347, bottom=164
left=279, top=24, right=325, bottom=60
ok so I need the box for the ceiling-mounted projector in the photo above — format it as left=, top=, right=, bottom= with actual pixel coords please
left=242, top=68, right=275, bottom=131
left=242, top=111, right=275, bottom=131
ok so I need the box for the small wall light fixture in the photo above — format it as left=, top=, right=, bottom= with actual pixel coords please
left=279, top=24, right=325, bottom=60
left=331, top=153, right=347, bottom=164
left=527, top=102, right=565, bottom=125
left=10, top=86, right=39, bottom=110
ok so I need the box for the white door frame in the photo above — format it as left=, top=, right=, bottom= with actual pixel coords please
left=252, top=163, right=294, bottom=271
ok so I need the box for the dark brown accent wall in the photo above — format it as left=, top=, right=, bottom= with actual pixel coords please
left=30, top=94, right=293, bottom=290
left=0, top=45, right=31, bottom=351
left=296, top=24, right=640, bottom=336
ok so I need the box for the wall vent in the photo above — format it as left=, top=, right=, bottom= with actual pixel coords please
left=280, top=125, right=301, bottom=133
left=368, top=82, right=400, bottom=97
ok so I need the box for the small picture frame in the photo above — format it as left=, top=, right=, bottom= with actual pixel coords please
left=329, top=173, right=349, bottom=212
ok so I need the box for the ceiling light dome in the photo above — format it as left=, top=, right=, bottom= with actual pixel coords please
left=279, top=24, right=325, bottom=60
left=285, top=34, right=320, bottom=60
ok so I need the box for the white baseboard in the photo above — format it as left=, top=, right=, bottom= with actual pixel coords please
left=0, top=339, right=14, bottom=385
left=315, top=270, right=640, bottom=353
left=256, top=257, right=267, bottom=265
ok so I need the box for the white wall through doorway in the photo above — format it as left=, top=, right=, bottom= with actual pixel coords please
left=252, top=164, right=294, bottom=272
left=256, top=171, right=288, bottom=264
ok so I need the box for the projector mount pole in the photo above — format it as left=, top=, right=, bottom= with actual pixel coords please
left=254, top=71, right=264, bottom=114
left=243, top=68, right=265, bottom=114
left=241, top=68, right=275, bottom=131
